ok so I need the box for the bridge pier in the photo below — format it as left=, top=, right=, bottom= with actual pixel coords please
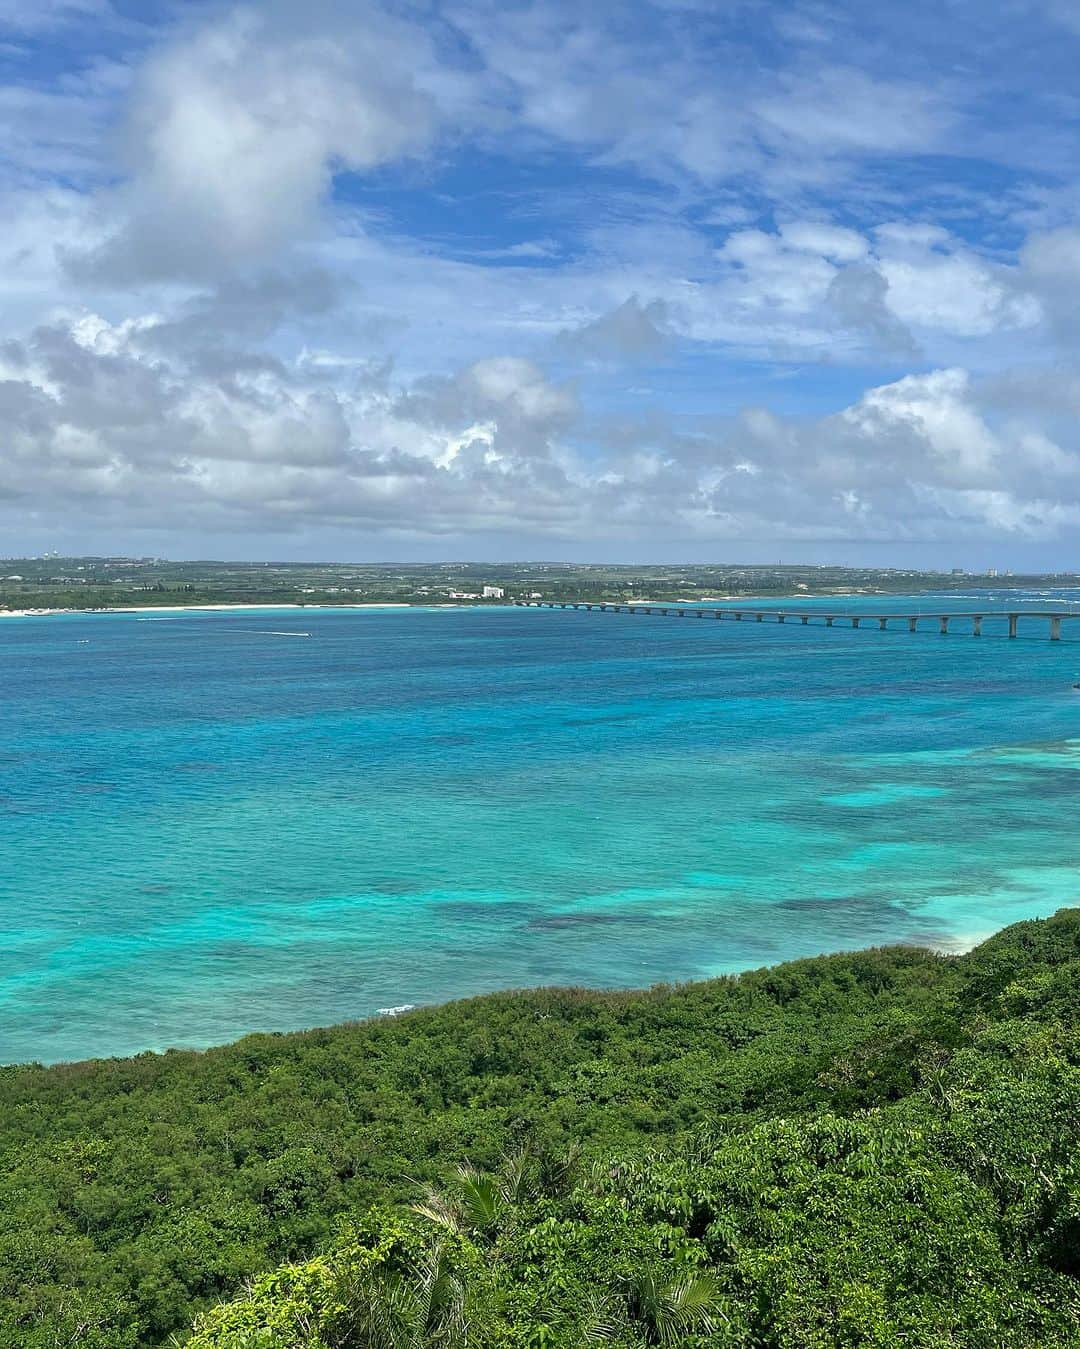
left=532, top=602, right=1074, bottom=641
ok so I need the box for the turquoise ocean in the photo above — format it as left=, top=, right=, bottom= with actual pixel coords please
left=3, top=591, right=1079, bottom=1065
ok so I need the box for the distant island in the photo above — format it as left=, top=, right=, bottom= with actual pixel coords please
left=2, top=555, right=1077, bottom=615
left=2, top=910, right=1078, bottom=1346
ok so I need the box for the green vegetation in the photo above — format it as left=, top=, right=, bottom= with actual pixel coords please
left=2, top=911, right=1079, bottom=1346
left=1, top=554, right=1071, bottom=612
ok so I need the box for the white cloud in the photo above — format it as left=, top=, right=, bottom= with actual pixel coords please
left=1018, top=226, right=1080, bottom=336
left=704, top=221, right=1041, bottom=354
left=462, top=357, right=578, bottom=424
left=4, top=311, right=1080, bottom=548
left=842, top=368, right=1000, bottom=483
left=717, top=229, right=838, bottom=313
left=825, top=264, right=918, bottom=356
left=557, top=296, right=671, bottom=359
left=76, top=3, right=450, bottom=280
left=4, top=0, right=1080, bottom=559
left=779, top=222, right=869, bottom=262
left=753, top=66, right=949, bottom=156
left=879, top=251, right=1039, bottom=338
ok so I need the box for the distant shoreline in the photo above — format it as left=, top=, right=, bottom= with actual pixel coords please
left=0, top=587, right=1058, bottom=619
left=0, top=597, right=798, bottom=618
left=0, top=602, right=419, bottom=618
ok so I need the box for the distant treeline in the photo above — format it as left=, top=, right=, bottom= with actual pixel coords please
left=2, top=556, right=1075, bottom=612
left=1, top=912, right=1078, bottom=1346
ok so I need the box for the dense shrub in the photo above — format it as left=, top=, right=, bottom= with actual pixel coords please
left=2, top=910, right=1079, bottom=1345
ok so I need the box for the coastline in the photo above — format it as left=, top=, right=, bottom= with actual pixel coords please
left=0, top=912, right=1053, bottom=1069
left=0, top=592, right=872, bottom=620
left=0, top=602, right=417, bottom=618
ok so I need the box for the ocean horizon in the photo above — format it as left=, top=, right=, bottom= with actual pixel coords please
left=3, top=591, right=1079, bottom=1065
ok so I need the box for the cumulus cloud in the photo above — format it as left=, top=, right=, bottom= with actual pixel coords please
left=842, top=369, right=999, bottom=484
left=779, top=222, right=869, bottom=262
left=0, top=317, right=583, bottom=536
left=703, top=221, right=1039, bottom=357
left=825, top=265, right=919, bottom=356
left=4, top=0, right=1080, bottom=557
left=557, top=297, right=671, bottom=359
left=876, top=228, right=1040, bottom=338
left=3, top=309, right=1080, bottom=548
left=1019, top=226, right=1080, bottom=337
left=73, top=3, right=452, bottom=281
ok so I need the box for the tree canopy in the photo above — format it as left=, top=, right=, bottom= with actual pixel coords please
left=2, top=910, right=1078, bottom=1346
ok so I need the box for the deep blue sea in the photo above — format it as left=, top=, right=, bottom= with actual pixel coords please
left=3, top=591, right=1080, bottom=1065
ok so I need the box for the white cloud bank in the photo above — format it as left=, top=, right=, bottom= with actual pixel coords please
left=4, top=312, right=1080, bottom=551
left=3, top=0, right=1080, bottom=559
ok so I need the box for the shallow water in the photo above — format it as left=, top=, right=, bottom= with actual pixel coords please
left=2, top=592, right=1079, bottom=1064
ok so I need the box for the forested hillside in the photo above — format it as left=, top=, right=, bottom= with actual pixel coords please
left=2, top=911, right=1078, bottom=1346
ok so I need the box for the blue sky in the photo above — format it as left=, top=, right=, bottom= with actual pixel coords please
left=3, top=0, right=1080, bottom=564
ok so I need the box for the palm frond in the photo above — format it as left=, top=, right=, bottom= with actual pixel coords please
left=410, top=1182, right=466, bottom=1234
left=498, top=1147, right=534, bottom=1205
left=455, top=1165, right=503, bottom=1230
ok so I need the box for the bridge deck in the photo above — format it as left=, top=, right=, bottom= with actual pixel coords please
left=515, top=601, right=1080, bottom=640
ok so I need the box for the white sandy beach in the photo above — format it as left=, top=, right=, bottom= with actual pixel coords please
left=0, top=602, right=416, bottom=618
left=0, top=590, right=896, bottom=620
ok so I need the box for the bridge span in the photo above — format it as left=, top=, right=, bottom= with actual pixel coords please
left=515, top=601, right=1080, bottom=640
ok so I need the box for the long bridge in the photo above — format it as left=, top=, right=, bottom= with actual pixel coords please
left=515, top=600, right=1080, bottom=640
